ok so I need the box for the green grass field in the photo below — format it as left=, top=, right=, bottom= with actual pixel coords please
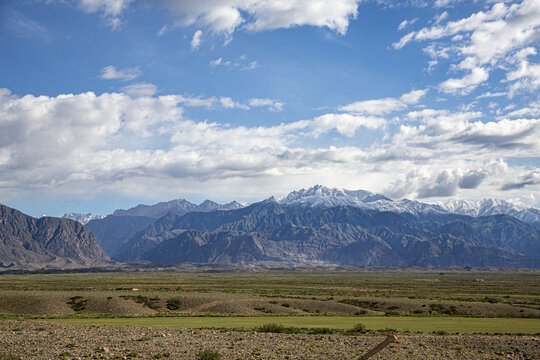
left=45, top=315, right=540, bottom=334
left=1, top=270, right=538, bottom=300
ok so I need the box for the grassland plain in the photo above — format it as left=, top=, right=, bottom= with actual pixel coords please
left=0, top=269, right=539, bottom=359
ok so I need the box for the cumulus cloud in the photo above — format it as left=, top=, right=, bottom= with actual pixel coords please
left=506, top=47, right=540, bottom=96
left=506, top=101, right=540, bottom=117
left=99, top=65, right=142, bottom=81
left=339, top=89, right=427, bottom=115
left=439, top=67, right=489, bottom=95
left=394, top=0, right=540, bottom=95
left=248, top=98, right=285, bottom=112
left=311, top=114, right=385, bottom=137
left=395, top=108, right=540, bottom=156
left=158, top=0, right=361, bottom=37
left=191, top=29, right=203, bottom=49
left=0, top=87, right=537, bottom=206
left=219, top=97, right=249, bottom=109
left=501, top=169, right=540, bottom=190
left=385, top=163, right=501, bottom=199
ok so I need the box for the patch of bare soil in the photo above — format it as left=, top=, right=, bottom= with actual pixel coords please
left=0, top=320, right=538, bottom=359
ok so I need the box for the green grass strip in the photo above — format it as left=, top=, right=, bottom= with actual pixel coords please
left=43, top=316, right=540, bottom=334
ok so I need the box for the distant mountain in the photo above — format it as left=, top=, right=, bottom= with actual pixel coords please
left=278, top=185, right=540, bottom=226
left=279, top=185, right=391, bottom=207
left=60, top=185, right=540, bottom=267
left=112, top=198, right=245, bottom=219
left=439, top=199, right=540, bottom=226
left=84, top=198, right=246, bottom=257
left=63, top=212, right=105, bottom=225
left=0, top=204, right=109, bottom=268
left=115, top=200, right=539, bottom=267
left=85, top=215, right=155, bottom=257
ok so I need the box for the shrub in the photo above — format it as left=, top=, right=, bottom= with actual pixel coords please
left=308, top=327, right=335, bottom=334
left=120, top=295, right=160, bottom=310
left=136, top=337, right=153, bottom=342
left=67, top=296, right=87, bottom=312
left=153, top=353, right=170, bottom=359
left=166, top=298, right=182, bottom=310
left=255, top=323, right=290, bottom=333
left=349, top=323, right=367, bottom=333
left=197, top=349, right=222, bottom=360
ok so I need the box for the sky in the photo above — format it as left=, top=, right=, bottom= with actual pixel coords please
left=0, top=0, right=539, bottom=217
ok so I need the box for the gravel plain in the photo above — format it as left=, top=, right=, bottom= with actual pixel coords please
left=0, top=320, right=538, bottom=359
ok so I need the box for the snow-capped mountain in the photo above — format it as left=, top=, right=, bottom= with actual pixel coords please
left=62, top=212, right=105, bottom=225
left=278, top=185, right=540, bottom=225
left=279, top=185, right=391, bottom=207
left=278, top=185, right=446, bottom=215
left=440, top=199, right=540, bottom=225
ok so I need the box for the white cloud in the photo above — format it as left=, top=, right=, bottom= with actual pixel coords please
left=340, top=89, right=427, bottom=115
left=439, top=66, right=489, bottom=94
left=384, top=163, right=500, bottom=199
left=191, top=30, right=203, bottom=50
left=506, top=47, right=540, bottom=96
left=392, top=32, right=415, bottom=49
left=121, top=82, right=158, bottom=97
left=311, top=114, right=385, bottom=137
left=158, top=0, right=360, bottom=37
left=76, top=0, right=133, bottom=29
left=99, top=65, right=142, bottom=81
left=210, top=58, right=229, bottom=67
left=248, top=98, right=285, bottom=112
left=209, top=55, right=258, bottom=70
left=476, top=91, right=507, bottom=99
left=501, top=169, right=540, bottom=190
left=400, top=89, right=427, bottom=104
left=219, top=97, right=249, bottom=109
left=394, top=0, right=540, bottom=95
left=1, top=88, right=538, bottom=206
left=506, top=101, right=540, bottom=117
left=398, top=18, right=418, bottom=31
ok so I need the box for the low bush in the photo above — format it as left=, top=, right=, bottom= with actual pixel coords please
left=197, top=349, right=222, bottom=360
left=166, top=298, right=182, bottom=310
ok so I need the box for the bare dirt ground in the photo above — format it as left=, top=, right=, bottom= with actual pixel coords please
left=0, top=320, right=538, bottom=359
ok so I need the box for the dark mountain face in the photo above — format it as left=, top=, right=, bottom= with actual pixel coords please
left=85, top=215, right=155, bottom=257
left=0, top=204, right=109, bottom=267
left=111, top=198, right=244, bottom=219
left=114, top=201, right=540, bottom=267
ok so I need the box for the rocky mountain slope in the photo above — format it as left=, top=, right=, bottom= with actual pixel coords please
left=115, top=200, right=539, bottom=267
left=0, top=204, right=109, bottom=268
left=112, top=198, right=245, bottom=219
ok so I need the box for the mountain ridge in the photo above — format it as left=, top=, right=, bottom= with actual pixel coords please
left=0, top=204, right=109, bottom=268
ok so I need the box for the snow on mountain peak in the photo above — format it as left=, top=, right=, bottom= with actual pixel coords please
left=62, top=212, right=105, bottom=225
left=279, top=185, right=391, bottom=207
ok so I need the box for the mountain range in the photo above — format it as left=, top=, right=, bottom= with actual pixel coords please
left=2, top=185, right=539, bottom=269
left=111, top=198, right=539, bottom=267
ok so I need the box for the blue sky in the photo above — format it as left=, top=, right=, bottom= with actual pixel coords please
left=0, top=0, right=539, bottom=217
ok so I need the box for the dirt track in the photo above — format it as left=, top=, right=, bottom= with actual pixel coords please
left=0, top=320, right=538, bottom=359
